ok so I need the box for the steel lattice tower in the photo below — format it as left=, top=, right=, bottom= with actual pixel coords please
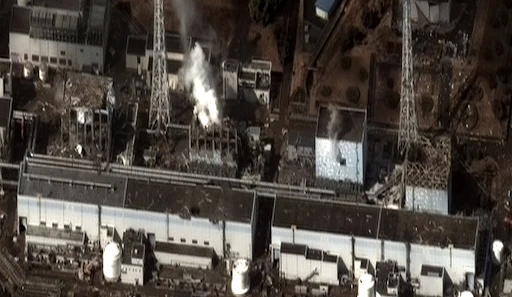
left=149, top=0, right=170, bottom=132
left=398, top=0, right=418, bottom=155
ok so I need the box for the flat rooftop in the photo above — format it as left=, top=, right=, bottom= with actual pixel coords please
left=125, top=181, right=255, bottom=223
left=378, top=209, right=478, bottom=250
left=316, top=105, right=366, bottom=142
left=155, top=241, right=215, bottom=258
left=273, top=197, right=479, bottom=249
left=32, top=0, right=81, bottom=11
left=0, top=97, right=12, bottom=128
left=126, top=36, right=146, bottom=56
left=146, top=33, right=189, bottom=54
left=10, top=6, right=31, bottom=35
left=273, top=196, right=380, bottom=239
left=19, top=158, right=255, bottom=224
left=18, top=162, right=127, bottom=208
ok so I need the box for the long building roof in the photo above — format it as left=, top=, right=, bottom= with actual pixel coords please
left=18, top=159, right=255, bottom=223
left=273, top=196, right=479, bottom=250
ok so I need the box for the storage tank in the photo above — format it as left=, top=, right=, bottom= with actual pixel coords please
left=39, top=63, right=48, bottom=83
left=460, top=291, right=474, bottom=297
left=492, top=240, right=505, bottom=265
left=231, top=259, right=250, bottom=295
left=358, top=273, right=375, bottom=297
left=23, top=62, right=33, bottom=79
left=102, top=242, right=122, bottom=282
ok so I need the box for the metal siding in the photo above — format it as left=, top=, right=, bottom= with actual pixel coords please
left=126, top=54, right=138, bottom=70
left=9, top=33, right=30, bottom=61
left=405, top=186, right=449, bottom=215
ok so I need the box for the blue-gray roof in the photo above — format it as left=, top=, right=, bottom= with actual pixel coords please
left=315, top=0, right=337, bottom=14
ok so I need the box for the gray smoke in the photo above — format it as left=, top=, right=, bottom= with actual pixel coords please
left=170, top=0, right=196, bottom=52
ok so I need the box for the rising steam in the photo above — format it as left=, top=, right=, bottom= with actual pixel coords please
left=170, top=0, right=220, bottom=128
left=170, top=0, right=196, bottom=53
left=327, top=105, right=342, bottom=163
left=182, top=44, right=220, bottom=128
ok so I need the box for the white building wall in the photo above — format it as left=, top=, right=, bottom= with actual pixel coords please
left=9, top=33, right=30, bottom=62
left=18, top=195, right=100, bottom=242
left=315, top=138, right=364, bottom=184
left=10, top=33, right=105, bottom=72
left=168, top=215, right=223, bottom=254
left=382, top=240, right=408, bottom=267
left=405, top=186, right=449, bottom=215
left=354, top=237, right=380, bottom=267
left=418, top=275, right=444, bottom=297
left=122, top=208, right=167, bottom=241
left=272, top=226, right=352, bottom=271
left=120, top=264, right=143, bottom=286
left=315, top=7, right=328, bottom=20
left=225, top=221, right=253, bottom=259
left=154, top=252, right=212, bottom=269
left=125, top=53, right=138, bottom=70
left=25, top=234, right=83, bottom=247
left=410, top=244, right=475, bottom=285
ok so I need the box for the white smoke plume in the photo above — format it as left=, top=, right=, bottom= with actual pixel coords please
left=327, top=104, right=341, bottom=140
left=327, top=104, right=342, bottom=163
left=182, top=43, right=220, bottom=128
left=170, top=0, right=196, bottom=53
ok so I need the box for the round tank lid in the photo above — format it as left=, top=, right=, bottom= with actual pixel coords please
left=359, top=273, right=375, bottom=283
left=460, top=291, right=474, bottom=297
left=104, top=242, right=122, bottom=257
left=234, top=259, right=249, bottom=273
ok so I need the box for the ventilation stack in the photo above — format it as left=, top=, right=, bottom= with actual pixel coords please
left=231, top=259, right=250, bottom=295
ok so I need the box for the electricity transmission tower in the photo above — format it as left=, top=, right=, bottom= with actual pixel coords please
left=149, top=0, right=170, bottom=132
left=398, top=0, right=418, bottom=155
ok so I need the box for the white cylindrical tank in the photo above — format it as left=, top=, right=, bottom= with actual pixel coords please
left=231, top=259, right=250, bottom=295
left=460, top=291, right=474, bottom=297
left=102, top=242, right=122, bottom=283
left=492, top=240, right=505, bottom=265
left=358, top=273, right=376, bottom=297
left=23, top=62, right=33, bottom=79
left=39, top=63, right=48, bottom=82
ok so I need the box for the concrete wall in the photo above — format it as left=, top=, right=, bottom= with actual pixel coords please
left=315, top=138, right=364, bottom=184
left=410, top=244, right=475, bottom=286
left=405, top=186, right=449, bottom=215
left=418, top=275, right=443, bottom=297
left=9, top=33, right=105, bottom=72
left=154, top=251, right=212, bottom=269
left=272, top=225, right=475, bottom=285
left=125, top=53, right=139, bottom=70
left=18, top=195, right=100, bottom=243
left=120, top=264, right=143, bottom=286
left=280, top=252, right=338, bottom=285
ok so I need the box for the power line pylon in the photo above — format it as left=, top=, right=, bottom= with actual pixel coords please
left=398, top=0, right=418, bottom=155
left=149, top=0, right=170, bottom=132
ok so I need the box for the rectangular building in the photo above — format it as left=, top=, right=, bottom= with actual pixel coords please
left=271, top=196, right=479, bottom=286
left=17, top=156, right=257, bottom=265
left=154, top=241, right=216, bottom=269
left=9, top=0, right=110, bottom=73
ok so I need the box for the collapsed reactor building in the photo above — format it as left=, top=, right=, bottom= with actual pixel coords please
left=0, top=0, right=493, bottom=296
